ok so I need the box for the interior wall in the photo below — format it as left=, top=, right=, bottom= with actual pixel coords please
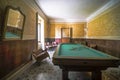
left=87, top=3, right=120, bottom=39
left=0, top=0, right=48, bottom=40
left=0, top=0, right=37, bottom=79
left=0, top=0, right=48, bottom=79
left=44, top=21, right=49, bottom=38
left=0, top=40, right=36, bottom=79
left=49, top=22, right=86, bottom=38
left=0, top=0, right=35, bottom=40
left=86, top=39, right=120, bottom=58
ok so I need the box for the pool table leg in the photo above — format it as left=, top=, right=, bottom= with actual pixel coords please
left=62, top=70, right=69, bottom=80
left=92, top=71, right=102, bottom=80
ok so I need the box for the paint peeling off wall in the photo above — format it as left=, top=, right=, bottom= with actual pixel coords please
left=49, top=22, right=86, bottom=38
left=87, top=3, right=120, bottom=40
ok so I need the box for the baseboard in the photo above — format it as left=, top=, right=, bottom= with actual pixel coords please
left=1, top=60, right=35, bottom=80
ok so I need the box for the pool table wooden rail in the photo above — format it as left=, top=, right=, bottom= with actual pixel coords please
left=53, top=43, right=120, bottom=67
left=52, top=43, right=120, bottom=80
left=53, top=58, right=119, bottom=67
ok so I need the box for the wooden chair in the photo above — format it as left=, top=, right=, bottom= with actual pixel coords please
left=32, top=49, right=50, bottom=63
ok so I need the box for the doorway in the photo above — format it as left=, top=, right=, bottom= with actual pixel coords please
left=36, top=13, right=45, bottom=50
left=61, top=28, right=72, bottom=43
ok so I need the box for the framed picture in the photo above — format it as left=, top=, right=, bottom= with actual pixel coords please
left=3, top=6, right=25, bottom=40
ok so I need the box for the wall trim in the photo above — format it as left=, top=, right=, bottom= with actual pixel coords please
left=46, top=36, right=120, bottom=40
left=1, top=60, right=35, bottom=80
left=50, top=19, right=86, bottom=23
left=87, top=0, right=120, bottom=22
left=86, top=36, right=120, bottom=40
left=22, top=0, right=48, bottom=21
left=50, top=22, right=86, bottom=24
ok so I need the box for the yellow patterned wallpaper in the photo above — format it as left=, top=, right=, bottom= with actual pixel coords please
left=44, top=21, right=49, bottom=38
left=0, top=0, right=48, bottom=40
left=49, top=22, right=86, bottom=38
left=49, top=23, right=56, bottom=38
left=87, top=4, right=120, bottom=38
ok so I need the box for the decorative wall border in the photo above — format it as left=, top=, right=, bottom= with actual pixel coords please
left=86, top=36, right=120, bottom=40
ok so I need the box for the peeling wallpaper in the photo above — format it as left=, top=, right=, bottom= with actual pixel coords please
left=49, top=23, right=86, bottom=38
left=0, top=0, right=48, bottom=40
left=87, top=3, right=120, bottom=39
left=44, top=21, right=48, bottom=38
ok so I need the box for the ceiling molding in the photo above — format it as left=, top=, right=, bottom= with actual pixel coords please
left=87, top=0, right=120, bottom=22
left=34, top=0, right=48, bottom=19
left=36, top=0, right=111, bottom=23
left=50, top=19, right=86, bottom=23
left=22, top=0, right=48, bottom=21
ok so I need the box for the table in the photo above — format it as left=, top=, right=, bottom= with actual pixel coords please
left=52, top=43, right=120, bottom=80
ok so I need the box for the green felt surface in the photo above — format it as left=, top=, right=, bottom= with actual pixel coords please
left=58, top=43, right=113, bottom=58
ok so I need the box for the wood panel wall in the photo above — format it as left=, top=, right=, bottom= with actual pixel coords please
left=86, top=39, right=120, bottom=58
left=71, top=38, right=120, bottom=58
left=46, top=38, right=120, bottom=58
left=0, top=40, right=36, bottom=79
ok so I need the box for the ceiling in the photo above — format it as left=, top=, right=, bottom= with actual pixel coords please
left=35, top=0, right=118, bottom=22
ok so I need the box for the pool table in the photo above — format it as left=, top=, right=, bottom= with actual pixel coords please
left=52, top=43, right=120, bottom=80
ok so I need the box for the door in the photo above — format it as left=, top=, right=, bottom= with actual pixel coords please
left=61, top=28, right=72, bottom=43
left=36, top=12, right=45, bottom=50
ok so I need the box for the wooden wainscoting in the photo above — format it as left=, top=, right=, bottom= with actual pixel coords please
left=61, top=38, right=71, bottom=43
left=0, top=39, right=36, bottom=79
